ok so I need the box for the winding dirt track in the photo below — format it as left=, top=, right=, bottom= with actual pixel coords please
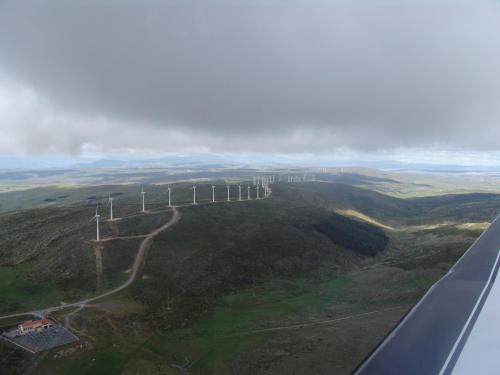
left=0, top=206, right=180, bottom=320
left=0, top=191, right=271, bottom=321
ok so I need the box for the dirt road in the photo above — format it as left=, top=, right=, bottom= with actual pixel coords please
left=0, top=207, right=180, bottom=320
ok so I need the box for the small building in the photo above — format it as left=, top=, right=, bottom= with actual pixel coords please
left=3, top=322, right=79, bottom=353
left=18, top=319, right=52, bottom=335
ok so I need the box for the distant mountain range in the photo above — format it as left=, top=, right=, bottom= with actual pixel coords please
left=1, top=154, right=500, bottom=173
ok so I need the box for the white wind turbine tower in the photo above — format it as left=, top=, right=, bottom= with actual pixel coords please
left=212, top=184, right=216, bottom=202
left=247, top=185, right=251, bottom=200
left=238, top=184, right=242, bottom=201
left=256, top=183, right=260, bottom=199
left=141, top=187, right=146, bottom=212
left=226, top=184, right=230, bottom=201
left=90, top=206, right=101, bottom=241
left=167, top=184, right=172, bottom=207
left=192, top=184, right=197, bottom=204
left=107, top=193, right=114, bottom=220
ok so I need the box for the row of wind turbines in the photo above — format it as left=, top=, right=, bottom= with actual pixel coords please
left=90, top=176, right=276, bottom=241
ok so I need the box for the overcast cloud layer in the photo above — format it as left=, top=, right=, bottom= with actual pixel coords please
left=1, top=0, right=500, bottom=157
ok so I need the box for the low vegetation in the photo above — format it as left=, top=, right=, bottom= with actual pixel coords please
left=131, top=198, right=386, bottom=330
left=0, top=206, right=172, bottom=314
left=0, top=176, right=497, bottom=374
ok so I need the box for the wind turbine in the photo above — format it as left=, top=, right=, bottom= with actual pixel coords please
left=256, top=184, right=260, bottom=199
left=90, top=206, right=100, bottom=241
left=192, top=184, right=197, bottom=204
left=141, top=186, right=146, bottom=212
left=247, top=185, right=251, bottom=200
left=167, top=184, right=172, bottom=207
left=226, top=184, right=230, bottom=201
left=212, top=184, right=216, bottom=203
left=238, top=184, right=242, bottom=201
left=106, top=193, right=114, bottom=220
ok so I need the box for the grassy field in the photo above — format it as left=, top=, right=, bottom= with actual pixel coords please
left=0, top=266, right=61, bottom=312
left=35, top=275, right=352, bottom=375
left=128, top=275, right=352, bottom=374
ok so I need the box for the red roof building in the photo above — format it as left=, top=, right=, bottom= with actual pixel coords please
left=18, top=319, right=52, bottom=335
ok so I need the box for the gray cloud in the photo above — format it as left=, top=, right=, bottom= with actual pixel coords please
left=1, top=0, right=500, bottom=155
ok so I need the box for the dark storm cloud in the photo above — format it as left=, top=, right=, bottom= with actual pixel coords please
left=1, top=0, right=500, bottom=154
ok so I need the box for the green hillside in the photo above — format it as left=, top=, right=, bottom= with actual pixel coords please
left=0, top=179, right=495, bottom=374
left=132, top=197, right=388, bottom=330
left=277, top=182, right=500, bottom=226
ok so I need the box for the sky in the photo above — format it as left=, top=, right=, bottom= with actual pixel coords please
left=1, top=0, right=500, bottom=166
